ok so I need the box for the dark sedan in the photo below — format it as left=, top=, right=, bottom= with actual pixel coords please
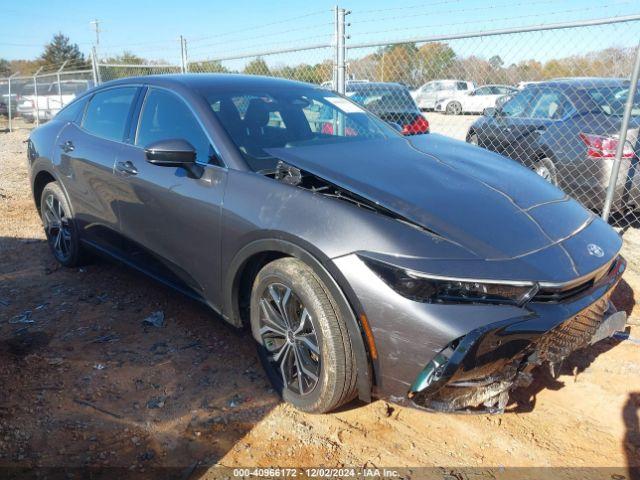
left=346, top=82, right=430, bottom=135
left=27, top=74, right=625, bottom=414
left=466, top=78, right=640, bottom=212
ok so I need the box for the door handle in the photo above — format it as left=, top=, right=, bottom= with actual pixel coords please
left=59, top=140, right=74, bottom=153
left=115, top=160, right=138, bottom=176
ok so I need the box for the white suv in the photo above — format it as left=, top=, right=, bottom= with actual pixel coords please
left=411, top=79, right=475, bottom=111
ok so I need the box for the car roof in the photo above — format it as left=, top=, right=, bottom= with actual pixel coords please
left=346, top=82, right=409, bottom=91
left=528, top=77, right=629, bottom=89
left=102, top=73, right=317, bottom=91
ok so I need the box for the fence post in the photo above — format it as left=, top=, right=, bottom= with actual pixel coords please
left=7, top=72, right=18, bottom=133
left=56, top=60, right=68, bottom=115
left=179, top=36, right=188, bottom=73
left=336, top=7, right=347, bottom=94
left=91, top=46, right=102, bottom=85
left=602, top=41, right=640, bottom=222
left=33, top=66, right=43, bottom=127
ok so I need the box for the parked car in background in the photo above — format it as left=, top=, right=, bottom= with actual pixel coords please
left=0, top=83, right=19, bottom=117
left=18, top=80, right=92, bottom=123
left=27, top=74, right=625, bottom=414
left=435, top=84, right=518, bottom=115
left=516, top=81, right=542, bottom=90
left=411, top=79, right=475, bottom=111
left=346, top=82, right=429, bottom=135
left=466, top=78, right=640, bottom=213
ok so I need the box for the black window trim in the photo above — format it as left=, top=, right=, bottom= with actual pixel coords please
left=133, top=85, right=226, bottom=169
left=78, top=84, right=143, bottom=144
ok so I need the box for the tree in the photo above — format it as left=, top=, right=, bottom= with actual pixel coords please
left=0, top=59, right=10, bottom=77
left=40, top=33, right=87, bottom=71
left=489, top=55, right=504, bottom=69
left=190, top=60, right=229, bottom=73
left=244, top=58, right=269, bottom=76
left=415, top=42, right=456, bottom=85
left=104, top=51, right=146, bottom=65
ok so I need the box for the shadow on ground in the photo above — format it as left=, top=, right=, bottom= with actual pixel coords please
left=0, top=235, right=280, bottom=476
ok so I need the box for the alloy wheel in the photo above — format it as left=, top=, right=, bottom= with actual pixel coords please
left=258, top=282, right=321, bottom=396
left=447, top=102, right=462, bottom=115
left=42, top=193, right=72, bottom=261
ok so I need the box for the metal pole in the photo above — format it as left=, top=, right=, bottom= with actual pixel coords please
left=7, top=72, right=18, bottom=132
left=183, top=37, right=189, bottom=73
left=336, top=8, right=346, bottom=95
left=33, top=67, right=43, bottom=127
left=602, top=41, right=640, bottom=222
left=179, top=35, right=186, bottom=74
left=56, top=60, right=68, bottom=115
left=92, top=46, right=102, bottom=85
left=91, top=48, right=98, bottom=86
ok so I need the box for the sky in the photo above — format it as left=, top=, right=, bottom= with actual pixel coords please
left=1, top=0, right=639, bottom=69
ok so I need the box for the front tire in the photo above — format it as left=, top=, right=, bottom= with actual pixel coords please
left=40, top=182, right=88, bottom=267
left=250, top=258, right=357, bottom=413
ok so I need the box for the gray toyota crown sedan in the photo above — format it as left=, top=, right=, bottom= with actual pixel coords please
left=27, top=74, right=626, bottom=414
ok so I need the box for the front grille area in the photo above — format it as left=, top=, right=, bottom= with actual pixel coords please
left=534, top=294, right=611, bottom=364
left=533, top=279, right=594, bottom=303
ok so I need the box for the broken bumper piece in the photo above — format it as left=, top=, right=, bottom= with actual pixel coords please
left=405, top=289, right=626, bottom=414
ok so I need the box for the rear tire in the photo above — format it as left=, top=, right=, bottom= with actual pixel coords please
left=250, top=258, right=357, bottom=413
left=446, top=101, right=462, bottom=115
left=40, top=182, right=89, bottom=267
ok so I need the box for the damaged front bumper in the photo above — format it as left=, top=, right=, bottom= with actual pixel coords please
left=401, top=258, right=627, bottom=413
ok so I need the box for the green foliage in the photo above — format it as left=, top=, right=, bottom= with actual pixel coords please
left=0, top=59, right=11, bottom=77
left=40, top=33, right=88, bottom=71
left=243, top=58, right=270, bottom=76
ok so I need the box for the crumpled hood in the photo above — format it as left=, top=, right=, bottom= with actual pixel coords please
left=267, top=134, right=618, bottom=262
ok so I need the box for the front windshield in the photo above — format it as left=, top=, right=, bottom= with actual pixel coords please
left=203, top=86, right=396, bottom=171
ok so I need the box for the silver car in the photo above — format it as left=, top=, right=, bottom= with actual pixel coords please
left=27, top=75, right=626, bottom=413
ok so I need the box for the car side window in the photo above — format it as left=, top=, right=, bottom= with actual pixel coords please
left=136, top=89, right=215, bottom=165
left=55, top=96, right=88, bottom=123
left=475, top=87, right=490, bottom=95
left=456, top=82, right=469, bottom=90
left=529, top=90, right=575, bottom=120
left=82, top=87, right=137, bottom=142
left=500, top=90, right=534, bottom=118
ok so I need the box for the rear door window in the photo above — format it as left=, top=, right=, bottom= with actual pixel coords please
left=456, top=82, right=469, bottom=90
left=82, top=87, right=137, bottom=142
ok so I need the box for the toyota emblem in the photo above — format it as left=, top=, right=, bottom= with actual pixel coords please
left=587, top=243, right=604, bottom=257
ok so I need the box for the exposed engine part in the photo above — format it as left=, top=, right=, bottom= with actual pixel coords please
left=268, top=161, right=445, bottom=238
left=274, top=161, right=303, bottom=186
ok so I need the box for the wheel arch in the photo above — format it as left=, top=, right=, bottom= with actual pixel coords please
left=224, top=237, right=373, bottom=402
left=32, top=169, right=57, bottom=214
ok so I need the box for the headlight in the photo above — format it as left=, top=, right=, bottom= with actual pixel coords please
left=362, top=257, right=538, bottom=306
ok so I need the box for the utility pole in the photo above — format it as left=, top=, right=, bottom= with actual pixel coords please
left=90, top=19, right=101, bottom=47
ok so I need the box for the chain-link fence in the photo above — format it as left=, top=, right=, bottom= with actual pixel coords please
left=2, top=10, right=639, bottom=226
left=0, top=63, right=94, bottom=131
left=344, top=16, right=640, bottom=226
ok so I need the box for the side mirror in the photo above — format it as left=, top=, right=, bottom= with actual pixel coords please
left=483, top=107, right=496, bottom=117
left=387, top=121, right=403, bottom=133
left=145, top=138, right=203, bottom=178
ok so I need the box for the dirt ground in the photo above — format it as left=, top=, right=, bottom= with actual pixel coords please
left=1, top=127, right=640, bottom=478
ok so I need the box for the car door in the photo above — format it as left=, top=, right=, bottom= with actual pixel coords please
left=55, top=86, right=139, bottom=248
left=115, top=87, right=227, bottom=305
left=466, top=86, right=490, bottom=112
left=477, top=88, right=535, bottom=153
left=490, top=88, right=568, bottom=166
